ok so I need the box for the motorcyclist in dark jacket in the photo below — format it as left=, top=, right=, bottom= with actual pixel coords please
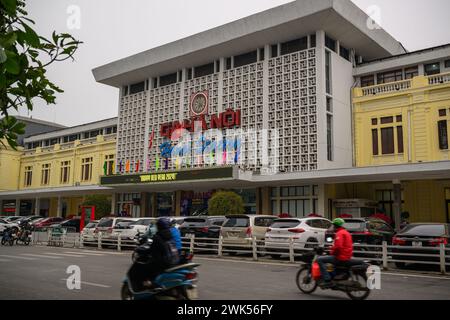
left=128, top=217, right=179, bottom=291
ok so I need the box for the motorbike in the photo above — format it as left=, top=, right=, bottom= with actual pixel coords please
left=16, top=227, right=32, bottom=245
left=122, top=242, right=199, bottom=300
left=1, top=227, right=17, bottom=246
left=296, top=247, right=371, bottom=300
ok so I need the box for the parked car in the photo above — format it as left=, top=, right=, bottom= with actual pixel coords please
left=325, top=218, right=396, bottom=246
left=95, top=217, right=138, bottom=235
left=60, top=218, right=82, bottom=233
left=0, top=218, right=19, bottom=234
left=80, top=221, right=98, bottom=243
left=110, top=220, right=140, bottom=240
left=221, top=214, right=278, bottom=254
left=5, top=216, right=26, bottom=223
left=179, top=216, right=226, bottom=249
left=129, top=218, right=157, bottom=235
left=34, top=217, right=64, bottom=229
left=391, top=223, right=450, bottom=268
left=265, top=217, right=332, bottom=258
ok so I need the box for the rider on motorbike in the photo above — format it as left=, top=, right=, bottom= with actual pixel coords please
left=316, top=218, right=353, bottom=287
left=128, top=217, right=180, bottom=291
left=170, top=219, right=182, bottom=253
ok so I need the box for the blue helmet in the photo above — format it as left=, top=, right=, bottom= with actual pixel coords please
left=156, top=217, right=171, bottom=230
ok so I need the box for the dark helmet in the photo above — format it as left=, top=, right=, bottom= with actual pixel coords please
left=156, top=217, right=171, bottom=230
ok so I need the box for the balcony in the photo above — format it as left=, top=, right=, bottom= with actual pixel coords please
left=354, top=72, right=450, bottom=99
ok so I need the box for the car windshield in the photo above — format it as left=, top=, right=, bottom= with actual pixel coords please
left=400, top=224, right=446, bottom=237
left=131, top=219, right=153, bottom=226
left=97, top=218, right=113, bottom=228
left=343, top=221, right=366, bottom=232
left=85, top=223, right=97, bottom=228
left=223, top=217, right=249, bottom=228
left=270, top=220, right=300, bottom=229
left=183, top=218, right=207, bottom=226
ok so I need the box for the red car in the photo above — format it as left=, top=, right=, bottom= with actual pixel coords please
left=34, top=217, right=64, bottom=228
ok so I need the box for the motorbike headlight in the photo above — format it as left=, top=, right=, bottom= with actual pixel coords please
left=326, top=237, right=333, bottom=243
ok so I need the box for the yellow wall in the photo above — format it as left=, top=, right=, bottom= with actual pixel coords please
left=18, top=135, right=116, bottom=190
left=353, top=75, right=450, bottom=167
left=0, top=143, right=22, bottom=191
left=326, top=180, right=450, bottom=223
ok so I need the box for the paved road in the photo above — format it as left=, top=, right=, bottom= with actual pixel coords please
left=0, top=245, right=449, bottom=300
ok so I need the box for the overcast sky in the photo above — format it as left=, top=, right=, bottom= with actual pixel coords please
left=13, top=0, right=450, bottom=126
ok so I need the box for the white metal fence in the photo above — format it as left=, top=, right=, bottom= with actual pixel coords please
left=30, top=230, right=450, bottom=274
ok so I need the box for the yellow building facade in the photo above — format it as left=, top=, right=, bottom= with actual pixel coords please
left=0, top=118, right=117, bottom=217
left=351, top=49, right=450, bottom=224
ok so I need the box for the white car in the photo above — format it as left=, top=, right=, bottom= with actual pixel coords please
left=0, top=218, right=19, bottom=234
left=80, top=221, right=98, bottom=243
left=265, top=217, right=332, bottom=258
left=112, top=218, right=157, bottom=240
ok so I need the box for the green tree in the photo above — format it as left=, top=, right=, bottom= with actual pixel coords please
left=208, top=191, right=245, bottom=216
left=0, top=0, right=82, bottom=149
left=82, top=195, right=111, bottom=220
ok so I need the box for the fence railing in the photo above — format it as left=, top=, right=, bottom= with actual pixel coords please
left=31, top=231, right=450, bottom=274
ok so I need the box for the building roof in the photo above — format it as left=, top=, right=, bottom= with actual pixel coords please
left=354, top=43, right=450, bottom=76
left=23, top=117, right=118, bottom=143
left=92, top=0, right=405, bottom=88
left=10, top=116, right=66, bottom=129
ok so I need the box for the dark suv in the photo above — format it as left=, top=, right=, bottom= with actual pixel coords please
left=391, top=223, right=449, bottom=268
left=325, top=218, right=396, bottom=259
left=179, top=216, right=226, bottom=250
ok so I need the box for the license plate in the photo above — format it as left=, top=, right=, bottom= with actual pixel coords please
left=186, top=287, right=198, bottom=300
left=412, top=241, right=422, bottom=247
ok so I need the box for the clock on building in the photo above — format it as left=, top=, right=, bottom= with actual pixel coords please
left=190, top=91, right=209, bottom=116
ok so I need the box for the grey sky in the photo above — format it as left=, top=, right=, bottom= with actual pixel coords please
left=14, top=0, right=450, bottom=126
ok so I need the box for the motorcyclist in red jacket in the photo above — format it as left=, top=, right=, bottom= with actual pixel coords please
left=316, top=218, right=353, bottom=287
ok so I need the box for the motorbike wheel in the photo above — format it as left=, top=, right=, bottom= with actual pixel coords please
left=345, top=273, right=371, bottom=300
left=9, top=238, right=14, bottom=246
left=296, top=266, right=317, bottom=294
left=24, top=238, right=31, bottom=246
left=1, top=238, right=5, bottom=245
left=120, top=283, right=134, bottom=300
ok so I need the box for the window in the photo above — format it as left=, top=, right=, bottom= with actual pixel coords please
left=438, top=120, right=448, bottom=150
left=327, top=114, right=333, bottom=161
left=194, top=62, right=215, bottom=78
left=280, top=37, right=307, bottom=56
left=445, top=60, right=450, bottom=68
left=271, top=44, right=278, bottom=58
left=325, top=51, right=332, bottom=94
left=60, top=161, right=71, bottom=184
left=376, top=190, right=404, bottom=218
left=372, top=115, right=404, bottom=155
left=122, top=86, right=128, bottom=96
left=372, top=129, right=379, bottom=155
left=339, top=46, right=350, bottom=61
left=326, top=97, right=332, bottom=112
left=24, top=166, right=33, bottom=187
left=233, top=50, right=257, bottom=68
left=89, top=130, right=100, bottom=138
left=81, top=157, right=93, bottom=181
left=159, top=72, right=178, bottom=87
left=215, top=61, right=220, bottom=73
left=381, top=127, right=394, bottom=154
left=424, top=62, right=440, bottom=76
left=254, top=217, right=276, bottom=227
left=377, top=69, right=403, bottom=84
left=360, top=75, right=375, bottom=87
left=325, top=35, right=336, bottom=52
left=271, top=186, right=318, bottom=217
left=310, top=34, right=316, bottom=48
left=226, top=58, right=232, bottom=70
left=105, top=154, right=115, bottom=175
left=259, top=48, right=265, bottom=61
left=41, top=163, right=51, bottom=186
left=129, top=81, right=145, bottom=94
left=404, top=66, right=418, bottom=79
left=153, top=78, right=158, bottom=88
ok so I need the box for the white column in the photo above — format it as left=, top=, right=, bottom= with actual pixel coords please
left=15, top=199, right=20, bottom=216
left=56, top=196, right=62, bottom=218
left=34, top=198, right=41, bottom=215
left=317, top=184, right=326, bottom=218
left=111, top=193, right=117, bottom=215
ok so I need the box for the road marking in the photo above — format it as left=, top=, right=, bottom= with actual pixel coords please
left=43, top=252, right=85, bottom=258
left=21, top=253, right=62, bottom=259
left=0, top=254, right=36, bottom=260
left=382, top=272, right=450, bottom=281
left=77, top=249, right=127, bottom=255
left=195, top=257, right=297, bottom=268
left=60, top=279, right=111, bottom=288
left=64, top=251, right=104, bottom=256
